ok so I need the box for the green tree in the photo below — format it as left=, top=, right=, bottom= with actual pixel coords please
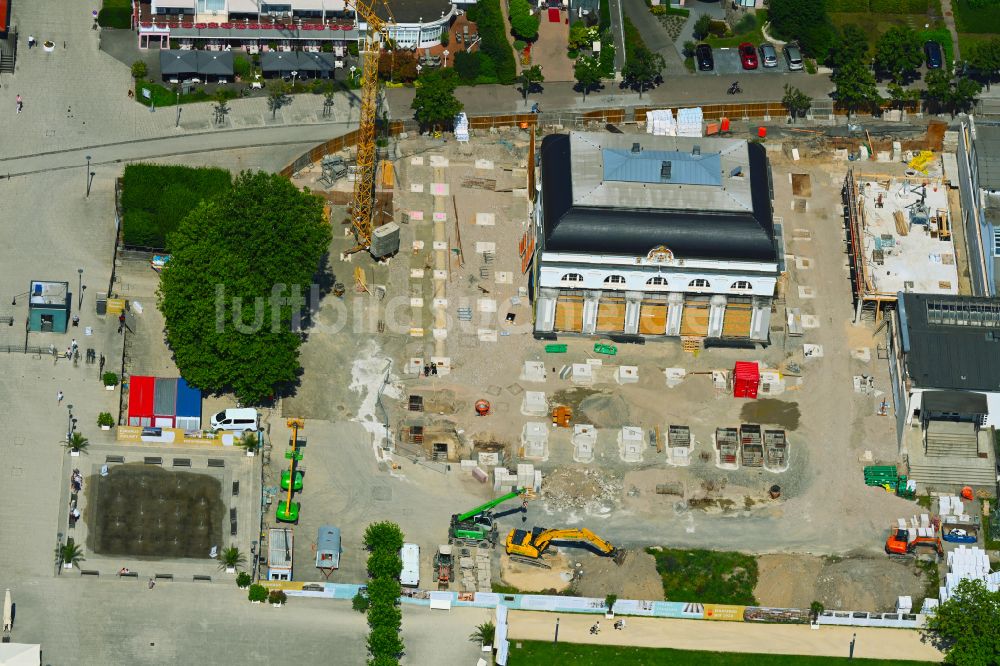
left=266, top=81, right=290, bottom=119
left=368, top=657, right=399, bottom=666
left=131, top=60, right=148, bottom=80
left=568, top=21, right=592, bottom=51
left=364, top=521, right=405, bottom=553
left=247, top=584, right=268, bottom=602
left=874, top=26, right=923, bottom=84
left=58, top=538, right=84, bottom=568
left=367, top=549, right=403, bottom=580
left=367, top=577, right=402, bottom=608
left=367, top=626, right=404, bottom=660
left=471, top=0, right=517, bottom=84
left=64, top=431, right=89, bottom=454
left=693, top=14, right=712, bottom=41
left=828, top=24, right=868, bottom=69
left=367, top=601, right=402, bottom=629
left=411, top=69, right=463, bottom=130
left=469, top=621, right=496, bottom=645
left=967, top=37, right=1000, bottom=89
left=598, top=40, right=616, bottom=77
left=924, top=579, right=1000, bottom=664
left=926, top=68, right=982, bottom=117
left=953, top=76, right=984, bottom=116
left=519, top=64, right=544, bottom=104
left=440, top=28, right=449, bottom=47
left=622, top=47, right=665, bottom=98
left=454, top=51, right=481, bottom=81
left=219, top=545, right=247, bottom=572
left=781, top=84, right=813, bottom=121
left=213, top=91, right=231, bottom=125
left=769, top=0, right=834, bottom=57
left=574, top=55, right=603, bottom=100
left=887, top=82, right=920, bottom=110
left=508, top=0, right=539, bottom=41
left=832, top=58, right=880, bottom=116
left=925, top=68, right=953, bottom=113
left=159, top=171, right=330, bottom=404
left=352, top=591, right=371, bottom=613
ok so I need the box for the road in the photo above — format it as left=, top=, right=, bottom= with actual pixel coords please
left=507, top=611, right=942, bottom=661
left=609, top=0, right=627, bottom=72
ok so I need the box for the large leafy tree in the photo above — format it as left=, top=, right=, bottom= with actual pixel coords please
left=925, top=67, right=982, bottom=117
left=411, top=69, right=463, bottom=130
left=828, top=24, right=868, bottom=70
left=768, top=0, right=834, bottom=58
left=967, top=37, right=1000, bottom=88
left=574, top=55, right=603, bottom=100
left=924, top=579, right=1000, bottom=664
left=159, top=171, right=330, bottom=404
left=874, top=26, right=923, bottom=84
left=622, top=47, right=665, bottom=98
left=832, top=58, right=880, bottom=117
left=519, top=64, right=545, bottom=104
left=508, top=0, right=539, bottom=41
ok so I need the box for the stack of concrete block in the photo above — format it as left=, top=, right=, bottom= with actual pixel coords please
left=476, top=547, right=492, bottom=592
left=459, top=554, right=477, bottom=592
left=571, top=363, right=594, bottom=386
left=520, top=391, right=548, bottom=417
left=520, top=361, right=546, bottom=383
left=618, top=426, right=644, bottom=463
left=517, top=464, right=535, bottom=489
left=494, top=467, right=518, bottom=492
left=676, top=107, right=704, bottom=138
left=646, top=109, right=676, bottom=136
left=942, top=546, right=995, bottom=602
left=615, top=366, right=639, bottom=384
left=521, top=422, right=549, bottom=460
left=572, top=424, right=597, bottom=463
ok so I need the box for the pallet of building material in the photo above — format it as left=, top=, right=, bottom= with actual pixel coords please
left=462, top=177, right=497, bottom=191
left=716, top=427, right=739, bottom=464
left=740, top=424, right=764, bottom=467
left=893, top=210, right=909, bottom=236
left=667, top=425, right=691, bottom=448
left=863, top=465, right=898, bottom=486
left=764, top=429, right=787, bottom=468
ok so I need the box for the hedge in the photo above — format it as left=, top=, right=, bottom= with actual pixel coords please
left=954, top=0, right=1000, bottom=33
left=471, top=0, right=517, bottom=84
left=98, top=6, right=132, bottom=28
left=828, top=0, right=928, bottom=10
left=121, top=164, right=233, bottom=250
left=827, top=0, right=870, bottom=11
left=600, top=0, right=611, bottom=30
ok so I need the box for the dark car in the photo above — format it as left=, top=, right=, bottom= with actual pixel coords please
left=739, top=42, right=759, bottom=70
left=924, top=40, right=943, bottom=69
left=695, top=43, right=714, bottom=71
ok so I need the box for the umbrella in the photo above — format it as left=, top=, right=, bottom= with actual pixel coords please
left=196, top=51, right=234, bottom=77
left=260, top=51, right=298, bottom=75
left=159, top=50, right=198, bottom=78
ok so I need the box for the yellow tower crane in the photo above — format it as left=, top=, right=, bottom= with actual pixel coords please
left=344, top=0, right=394, bottom=256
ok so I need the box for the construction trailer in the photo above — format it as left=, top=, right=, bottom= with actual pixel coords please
left=315, top=525, right=341, bottom=577
left=267, top=528, right=293, bottom=581
left=740, top=424, right=764, bottom=467
left=716, top=427, right=739, bottom=465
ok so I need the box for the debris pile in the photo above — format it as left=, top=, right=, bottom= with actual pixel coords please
left=459, top=545, right=492, bottom=592
left=540, top=467, right=622, bottom=512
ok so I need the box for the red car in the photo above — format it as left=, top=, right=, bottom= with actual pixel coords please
left=739, top=42, right=758, bottom=70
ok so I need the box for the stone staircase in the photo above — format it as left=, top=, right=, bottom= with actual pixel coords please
left=0, top=30, right=17, bottom=75
left=925, top=428, right=979, bottom=458
left=906, top=463, right=996, bottom=486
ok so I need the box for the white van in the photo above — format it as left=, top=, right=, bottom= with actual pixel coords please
left=400, top=543, right=420, bottom=588
left=210, top=408, right=259, bottom=432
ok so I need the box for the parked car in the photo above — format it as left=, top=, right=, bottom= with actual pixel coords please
left=739, top=42, right=758, bottom=70
left=924, top=40, right=943, bottom=69
left=759, top=42, right=778, bottom=68
left=695, top=43, right=714, bottom=71
left=784, top=42, right=804, bottom=71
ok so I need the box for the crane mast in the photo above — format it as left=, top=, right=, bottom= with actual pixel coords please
left=344, top=0, right=392, bottom=255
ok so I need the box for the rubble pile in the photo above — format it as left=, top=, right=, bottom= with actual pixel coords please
left=541, top=467, right=622, bottom=511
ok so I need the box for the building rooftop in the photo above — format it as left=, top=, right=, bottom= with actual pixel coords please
left=377, top=0, right=452, bottom=23
left=899, top=292, right=1000, bottom=391
left=28, top=280, right=68, bottom=307
left=974, top=121, right=1000, bottom=192
left=540, top=132, right=776, bottom=261
left=856, top=176, right=957, bottom=296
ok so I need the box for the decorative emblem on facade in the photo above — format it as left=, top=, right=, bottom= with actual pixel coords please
left=646, top=245, right=674, bottom=263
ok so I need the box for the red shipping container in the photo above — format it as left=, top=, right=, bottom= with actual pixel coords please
left=127, top=375, right=156, bottom=426
left=733, top=362, right=760, bottom=399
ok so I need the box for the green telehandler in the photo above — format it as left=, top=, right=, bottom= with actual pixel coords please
left=449, top=488, right=528, bottom=547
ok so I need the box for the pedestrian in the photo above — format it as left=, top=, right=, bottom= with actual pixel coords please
left=57, top=390, right=64, bottom=404
left=27, top=35, right=35, bottom=49
left=117, top=312, right=125, bottom=333
left=148, top=577, right=156, bottom=589
left=423, top=364, right=430, bottom=377
left=430, top=361, right=438, bottom=376
left=72, top=314, right=80, bottom=327
left=71, top=338, right=78, bottom=353
left=15, top=95, right=22, bottom=114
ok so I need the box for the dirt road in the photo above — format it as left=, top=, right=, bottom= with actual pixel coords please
left=507, top=610, right=943, bottom=662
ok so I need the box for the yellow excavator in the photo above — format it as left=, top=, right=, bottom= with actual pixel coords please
left=505, top=527, right=626, bottom=567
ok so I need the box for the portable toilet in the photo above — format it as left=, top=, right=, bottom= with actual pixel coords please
left=733, top=361, right=760, bottom=399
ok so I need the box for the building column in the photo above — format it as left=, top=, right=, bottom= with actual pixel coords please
left=666, top=292, right=684, bottom=337
left=534, top=288, right=558, bottom=333
left=708, top=295, right=727, bottom=338
left=581, top=291, right=601, bottom=335
left=624, top=291, right=643, bottom=335
left=749, top=296, right=772, bottom=341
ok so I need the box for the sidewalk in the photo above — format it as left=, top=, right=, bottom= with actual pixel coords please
left=506, top=611, right=943, bottom=662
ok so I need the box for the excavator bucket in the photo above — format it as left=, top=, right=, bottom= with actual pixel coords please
left=612, top=549, right=627, bottom=566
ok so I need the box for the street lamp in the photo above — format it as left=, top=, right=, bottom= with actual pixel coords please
left=442, top=49, right=449, bottom=68
left=291, top=70, right=298, bottom=89
left=66, top=404, right=74, bottom=443
left=849, top=633, right=856, bottom=659
left=553, top=617, right=560, bottom=644
left=85, top=155, right=92, bottom=197
left=77, top=268, right=84, bottom=309
left=175, top=89, right=181, bottom=128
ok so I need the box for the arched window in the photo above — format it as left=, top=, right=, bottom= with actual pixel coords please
left=604, top=275, right=627, bottom=285
left=560, top=273, right=583, bottom=284
left=730, top=280, right=752, bottom=290
left=688, top=278, right=710, bottom=288
left=645, top=276, right=669, bottom=290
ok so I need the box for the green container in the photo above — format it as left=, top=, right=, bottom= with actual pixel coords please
left=594, top=343, right=618, bottom=356
left=545, top=344, right=568, bottom=353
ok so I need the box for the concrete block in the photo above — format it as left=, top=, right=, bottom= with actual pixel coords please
left=618, top=426, right=644, bottom=463
left=460, top=459, right=478, bottom=470
left=571, top=363, right=594, bottom=386
left=615, top=366, right=639, bottom=384
left=664, top=367, right=686, bottom=387
left=520, top=361, right=547, bottom=383
left=521, top=422, right=549, bottom=461
left=406, top=358, right=423, bottom=375
left=520, top=391, right=548, bottom=417
left=478, top=452, right=500, bottom=467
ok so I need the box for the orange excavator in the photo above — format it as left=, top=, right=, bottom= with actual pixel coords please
left=506, top=527, right=626, bottom=567
left=885, top=527, right=943, bottom=559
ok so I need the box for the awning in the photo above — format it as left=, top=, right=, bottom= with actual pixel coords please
left=298, top=51, right=332, bottom=72
left=160, top=49, right=199, bottom=76
left=922, top=390, right=989, bottom=415
left=196, top=50, right=234, bottom=76
left=260, top=51, right=301, bottom=73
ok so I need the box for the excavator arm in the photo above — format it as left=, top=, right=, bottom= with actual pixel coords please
left=455, top=488, right=526, bottom=523
left=506, top=527, right=625, bottom=564
left=531, top=528, right=617, bottom=555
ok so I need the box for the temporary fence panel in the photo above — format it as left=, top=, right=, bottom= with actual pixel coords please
left=127, top=375, right=156, bottom=427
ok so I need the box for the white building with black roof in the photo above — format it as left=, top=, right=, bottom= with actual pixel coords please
left=531, top=131, right=782, bottom=347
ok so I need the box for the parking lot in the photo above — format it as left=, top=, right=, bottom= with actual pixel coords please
left=697, top=45, right=803, bottom=77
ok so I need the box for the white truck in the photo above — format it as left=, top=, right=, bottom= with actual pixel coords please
left=400, top=543, right=420, bottom=588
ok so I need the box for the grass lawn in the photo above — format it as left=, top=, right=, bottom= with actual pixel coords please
left=508, top=641, right=937, bottom=665
left=646, top=547, right=758, bottom=606
left=954, top=0, right=1000, bottom=33
left=135, top=83, right=216, bottom=107
left=705, top=10, right=768, bottom=48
